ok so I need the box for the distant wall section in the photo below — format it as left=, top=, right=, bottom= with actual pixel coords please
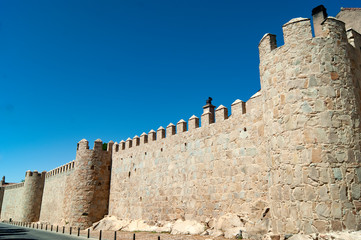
left=39, top=161, right=75, bottom=225
left=0, top=183, right=25, bottom=221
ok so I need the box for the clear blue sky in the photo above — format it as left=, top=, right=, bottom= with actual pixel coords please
left=0, top=0, right=357, bottom=182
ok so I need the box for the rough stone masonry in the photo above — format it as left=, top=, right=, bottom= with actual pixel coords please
left=0, top=5, right=360, bottom=240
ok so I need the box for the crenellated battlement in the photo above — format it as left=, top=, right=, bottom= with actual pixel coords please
left=76, top=139, right=113, bottom=152
left=258, top=16, right=360, bottom=64
left=45, top=161, right=75, bottom=178
left=112, top=97, right=255, bottom=152
left=2, top=182, right=24, bottom=190
left=25, top=170, right=46, bottom=178
left=69, top=138, right=113, bottom=228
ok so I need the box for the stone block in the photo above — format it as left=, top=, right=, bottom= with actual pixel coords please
left=329, top=184, right=339, bottom=200
left=353, top=200, right=361, bottom=211
left=331, top=220, right=342, bottom=231
left=300, top=202, right=313, bottom=218
left=133, top=135, right=140, bottom=146
left=166, top=123, right=176, bottom=136
left=311, top=148, right=322, bottom=163
left=331, top=202, right=342, bottom=219
left=351, top=183, right=361, bottom=199
left=313, top=220, right=328, bottom=233
left=318, top=185, right=329, bottom=201
left=315, top=203, right=330, bottom=219
left=344, top=210, right=357, bottom=230
left=148, top=130, right=156, bottom=141
left=177, top=119, right=187, bottom=133
left=119, top=140, right=125, bottom=150
left=188, top=115, right=199, bottom=130
left=332, top=168, right=342, bottom=181
left=231, top=99, right=246, bottom=115
left=140, top=133, right=148, bottom=144
left=215, top=105, right=228, bottom=122
left=292, top=187, right=304, bottom=201
left=304, top=185, right=316, bottom=201
left=201, top=112, right=213, bottom=126
left=126, top=138, right=132, bottom=148
left=157, top=127, right=165, bottom=140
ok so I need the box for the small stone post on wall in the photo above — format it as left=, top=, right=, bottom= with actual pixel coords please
left=201, top=97, right=215, bottom=126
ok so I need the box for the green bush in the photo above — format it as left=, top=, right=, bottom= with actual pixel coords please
left=102, top=143, right=107, bottom=151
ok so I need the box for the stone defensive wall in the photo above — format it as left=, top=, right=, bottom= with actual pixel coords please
left=0, top=171, right=46, bottom=222
left=0, top=182, right=25, bottom=221
left=109, top=94, right=269, bottom=234
left=39, top=160, right=75, bottom=225
left=0, top=6, right=360, bottom=239
left=109, top=8, right=361, bottom=236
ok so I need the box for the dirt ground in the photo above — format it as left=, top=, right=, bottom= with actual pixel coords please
left=5, top=222, right=231, bottom=240
left=81, top=230, right=229, bottom=240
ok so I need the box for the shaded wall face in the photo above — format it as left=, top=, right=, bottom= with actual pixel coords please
left=39, top=169, right=74, bottom=225
left=259, top=19, right=361, bottom=234
left=337, top=9, right=361, bottom=34
left=69, top=147, right=112, bottom=229
left=0, top=184, right=25, bottom=221
left=109, top=96, right=270, bottom=234
left=0, top=187, right=4, bottom=217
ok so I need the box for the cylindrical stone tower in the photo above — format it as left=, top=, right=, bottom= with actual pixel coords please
left=22, top=170, right=46, bottom=222
left=259, top=16, right=361, bottom=235
left=68, top=139, right=113, bottom=229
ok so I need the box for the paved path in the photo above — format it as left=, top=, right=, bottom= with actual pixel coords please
left=0, top=223, right=89, bottom=240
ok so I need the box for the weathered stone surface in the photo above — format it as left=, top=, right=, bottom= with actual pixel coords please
left=92, top=216, right=130, bottom=231
left=171, top=220, right=205, bottom=235
left=288, top=234, right=313, bottom=240
left=215, top=213, right=242, bottom=232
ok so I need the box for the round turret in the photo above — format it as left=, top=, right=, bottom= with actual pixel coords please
left=22, top=170, right=46, bottom=222
left=259, top=17, right=361, bottom=234
left=68, top=139, right=112, bottom=229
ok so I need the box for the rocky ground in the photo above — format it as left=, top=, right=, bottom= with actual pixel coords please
left=89, top=216, right=361, bottom=240
left=3, top=217, right=361, bottom=240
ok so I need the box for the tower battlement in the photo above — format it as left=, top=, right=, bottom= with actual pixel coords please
left=258, top=17, right=357, bottom=63
left=25, top=170, right=46, bottom=178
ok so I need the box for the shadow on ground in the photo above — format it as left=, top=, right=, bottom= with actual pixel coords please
left=0, top=225, right=35, bottom=239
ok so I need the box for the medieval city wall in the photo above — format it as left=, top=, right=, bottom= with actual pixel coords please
left=0, top=6, right=360, bottom=239
left=109, top=94, right=271, bottom=232
left=0, top=183, right=25, bottom=221
left=39, top=161, right=75, bottom=225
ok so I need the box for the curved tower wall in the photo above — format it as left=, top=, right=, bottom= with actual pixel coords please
left=259, top=17, right=361, bottom=234
left=21, top=170, right=46, bottom=222
left=68, top=139, right=113, bottom=229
